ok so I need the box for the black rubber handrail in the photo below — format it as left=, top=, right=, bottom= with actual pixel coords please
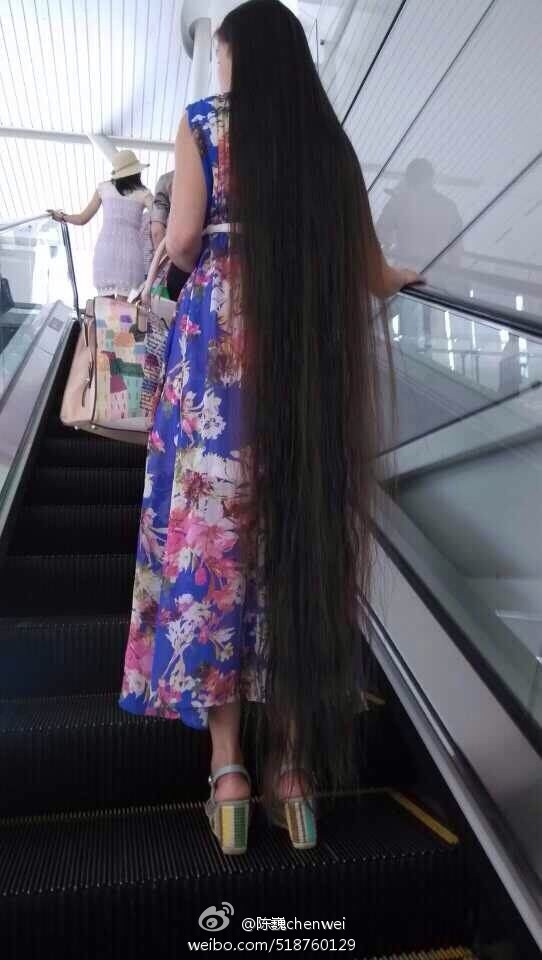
left=60, top=220, right=80, bottom=319
left=399, top=284, right=542, bottom=339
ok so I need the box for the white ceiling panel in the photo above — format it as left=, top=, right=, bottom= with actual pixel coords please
left=0, top=0, right=190, bottom=142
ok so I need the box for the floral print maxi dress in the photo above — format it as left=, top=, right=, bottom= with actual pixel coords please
left=118, top=95, right=265, bottom=730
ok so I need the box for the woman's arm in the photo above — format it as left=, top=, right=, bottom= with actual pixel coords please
left=48, top=191, right=101, bottom=226
left=368, top=237, right=422, bottom=298
left=166, top=114, right=207, bottom=273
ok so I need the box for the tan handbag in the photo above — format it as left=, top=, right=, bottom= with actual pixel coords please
left=60, top=258, right=177, bottom=444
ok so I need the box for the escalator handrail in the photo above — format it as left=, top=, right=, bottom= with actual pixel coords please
left=0, top=213, right=51, bottom=231
left=400, top=284, right=542, bottom=339
left=60, top=220, right=80, bottom=318
left=366, top=590, right=542, bottom=944
left=1, top=213, right=79, bottom=319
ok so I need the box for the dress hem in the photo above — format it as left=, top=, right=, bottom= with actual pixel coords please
left=118, top=690, right=265, bottom=729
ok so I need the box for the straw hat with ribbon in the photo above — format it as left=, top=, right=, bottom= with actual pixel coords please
left=110, top=149, right=150, bottom=180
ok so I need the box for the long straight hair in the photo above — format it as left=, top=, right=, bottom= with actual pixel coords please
left=217, top=0, right=389, bottom=798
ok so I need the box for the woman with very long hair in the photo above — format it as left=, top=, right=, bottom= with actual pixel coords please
left=118, top=0, right=420, bottom=855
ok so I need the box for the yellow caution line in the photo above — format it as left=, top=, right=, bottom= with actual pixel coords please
left=389, top=791, right=459, bottom=846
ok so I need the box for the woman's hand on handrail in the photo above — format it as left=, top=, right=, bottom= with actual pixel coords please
left=368, top=243, right=424, bottom=299
left=389, top=265, right=425, bottom=292
left=47, top=191, right=101, bottom=227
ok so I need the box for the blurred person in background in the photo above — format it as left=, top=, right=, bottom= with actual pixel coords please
left=377, top=158, right=463, bottom=272
left=377, top=158, right=462, bottom=344
left=150, top=170, right=174, bottom=249
left=49, top=149, right=153, bottom=299
left=150, top=168, right=190, bottom=301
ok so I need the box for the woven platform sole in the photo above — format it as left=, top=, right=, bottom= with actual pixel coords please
left=209, top=799, right=250, bottom=855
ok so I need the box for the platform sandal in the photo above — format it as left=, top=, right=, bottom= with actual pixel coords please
left=269, top=766, right=318, bottom=850
left=205, top=764, right=252, bottom=856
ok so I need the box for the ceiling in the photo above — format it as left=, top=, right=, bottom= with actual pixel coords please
left=1, top=0, right=542, bottom=313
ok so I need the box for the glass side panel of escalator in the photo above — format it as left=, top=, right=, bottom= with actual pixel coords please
left=0, top=215, right=75, bottom=514
left=0, top=217, right=73, bottom=404
left=378, top=291, right=542, bottom=735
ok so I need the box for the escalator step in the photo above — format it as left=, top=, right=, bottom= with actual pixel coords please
left=0, top=794, right=470, bottom=958
left=1, top=554, right=135, bottom=616
left=11, top=505, right=140, bottom=555
left=27, top=467, right=144, bottom=505
left=0, top=692, right=400, bottom=816
left=0, top=616, right=128, bottom=697
left=0, top=692, right=211, bottom=815
left=38, top=435, right=147, bottom=468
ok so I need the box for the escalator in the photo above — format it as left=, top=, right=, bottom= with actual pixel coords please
left=0, top=219, right=540, bottom=958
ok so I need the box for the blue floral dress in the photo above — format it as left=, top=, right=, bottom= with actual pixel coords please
left=118, top=95, right=265, bottom=730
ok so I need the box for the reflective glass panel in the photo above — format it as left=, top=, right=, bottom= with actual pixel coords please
left=381, top=293, right=542, bottom=730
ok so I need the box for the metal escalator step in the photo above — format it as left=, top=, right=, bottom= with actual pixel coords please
left=0, top=616, right=129, bottom=697
left=1, top=554, right=135, bottom=616
left=0, top=687, right=401, bottom=814
left=38, top=435, right=147, bottom=468
left=0, top=794, right=470, bottom=958
left=27, top=467, right=144, bottom=505
left=0, top=692, right=211, bottom=815
left=12, top=505, right=140, bottom=555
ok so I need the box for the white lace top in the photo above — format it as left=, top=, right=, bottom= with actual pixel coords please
left=92, top=181, right=153, bottom=296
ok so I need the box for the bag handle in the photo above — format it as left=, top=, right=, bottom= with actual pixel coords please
left=82, top=298, right=95, bottom=347
left=128, top=237, right=168, bottom=304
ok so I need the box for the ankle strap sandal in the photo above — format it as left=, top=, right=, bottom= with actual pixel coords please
left=205, top=764, right=252, bottom=856
left=270, top=765, right=318, bottom=850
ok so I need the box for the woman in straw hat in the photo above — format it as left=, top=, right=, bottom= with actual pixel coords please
left=49, top=149, right=154, bottom=299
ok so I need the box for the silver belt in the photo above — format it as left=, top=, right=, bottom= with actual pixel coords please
left=202, top=223, right=241, bottom=235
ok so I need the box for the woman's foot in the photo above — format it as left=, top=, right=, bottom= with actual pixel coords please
left=271, top=767, right=317, bottom=850
left=276, top=769, right=309, bottom=800
left=206, top=762, right=252, bottom=856
left=206, top=703, right=252, bottom=854
left=261, top=761, right=317, bottom=848
left=208, top=702, right=250, bottom=802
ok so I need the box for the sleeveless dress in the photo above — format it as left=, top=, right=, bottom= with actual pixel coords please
left=118, top=95, right=265, bottom=730
left=93, top=181, right=153, bottom=297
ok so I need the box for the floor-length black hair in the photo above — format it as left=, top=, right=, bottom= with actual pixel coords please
left=216, top=0, right=389, bottom=800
